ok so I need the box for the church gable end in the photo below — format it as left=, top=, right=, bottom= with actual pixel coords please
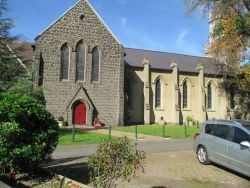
left=34, top=0, right=124, bottom=126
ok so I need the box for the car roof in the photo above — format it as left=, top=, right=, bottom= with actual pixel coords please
left=205, top=119, right=250, bottom=133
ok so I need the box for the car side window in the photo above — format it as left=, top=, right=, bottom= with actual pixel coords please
left=211, top=124, right=232, bottom=140
left=232, top=127, right=250, bottom=144
left=205, top=124, right=215, bottom=134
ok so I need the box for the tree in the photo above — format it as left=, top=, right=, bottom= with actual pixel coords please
left=0, top=0, right=26, bottom=92
left=184, top=0, right=250, bottom=119
left=0, top=93, right=59, bottom=175
left=0, top=0, right=45, bottom=104
left=88, top=137, right=145, bottom=188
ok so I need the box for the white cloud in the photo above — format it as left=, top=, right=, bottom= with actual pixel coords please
left=120, top=17, right=127, bottom=29
left=175, top=29, right=201, bottom=56
left=177, top=29, right=188, bottom=44
left=118, top=18, right=202, bottom=56
left=119, top=17, right=169, bottom=51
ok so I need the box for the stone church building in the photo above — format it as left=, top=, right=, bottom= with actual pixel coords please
left=34, top=0, right=232, bottom=126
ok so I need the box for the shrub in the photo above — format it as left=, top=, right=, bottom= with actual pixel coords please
left=88, top=137, right=145, bottom=188
left=186, top=115, right=193, bottom=125
left=0, top=93, right=59, bottom=174
left=58, top=116, right=64, bottom=122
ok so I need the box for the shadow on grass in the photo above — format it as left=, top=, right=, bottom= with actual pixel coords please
left=44, top=156, right=87, bottom=167
left=74, top=139, right=91, bottom=143
left=59, top=127, right=106, bottom=136
left=45, top=162, right=91, bottom=185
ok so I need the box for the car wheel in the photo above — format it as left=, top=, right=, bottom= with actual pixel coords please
left=197, top=146, right=211, bottom=165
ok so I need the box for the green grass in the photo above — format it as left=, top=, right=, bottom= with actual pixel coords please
left=111, top=124, right=202, bottom=139
left=59, top=128, right=113, bottom=145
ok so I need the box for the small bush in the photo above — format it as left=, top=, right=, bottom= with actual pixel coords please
left=58, top=116, right=64, bottom=122
left=186, top=115, right=193, bottom=125
left=88, top=137, right=145, bottom=188
left=0, top=93, right=59, bottom=175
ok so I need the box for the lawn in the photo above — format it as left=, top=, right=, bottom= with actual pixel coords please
left=111, top=124, right=202, bottom=139
left=59, top=128, right=113, bottom=145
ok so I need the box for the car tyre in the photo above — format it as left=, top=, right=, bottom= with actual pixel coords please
left=197, top=146, right=211, bottom=165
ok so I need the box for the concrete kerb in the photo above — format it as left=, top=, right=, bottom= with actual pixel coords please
left=58, top=174, right=89, bottom=188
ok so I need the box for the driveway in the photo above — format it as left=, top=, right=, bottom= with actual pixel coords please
left=48, top=139, right=250, bottom=188
left=120, top=150, right=250, bottom=188
left=53, top=139, right=193, bottom=159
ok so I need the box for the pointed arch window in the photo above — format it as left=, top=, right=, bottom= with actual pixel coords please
left=155, top=79, right=161, bottom=108
left=76, top=41, right=85, bottom=81
left=60, top=43, right=69, bottom=80
left=38, top=52, right=44, bottom=86
left=208, top=83, right=212, bottom=109
left=125, top=78, right=131, bottom=106
left=183, top=81, right=188, bottom=108
left=91, top=47, right=100, bottom=82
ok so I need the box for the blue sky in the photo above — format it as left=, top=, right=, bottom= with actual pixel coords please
left=8, top=0, right=209, bottom=56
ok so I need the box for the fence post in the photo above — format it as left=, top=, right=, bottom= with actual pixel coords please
left=184, top=123, right=187, bottom=138
left=108, top=125, right=112, bottom=139
left=197, top=121, right=199, bottom=128
left=135, top=124, right=138, bottom=140
left=72, top=124, right=75, bottom=142
left=162, top=124, right=166, bottom=138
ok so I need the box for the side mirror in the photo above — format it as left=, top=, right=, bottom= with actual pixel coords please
left=240, top=141, right=250, bottom=149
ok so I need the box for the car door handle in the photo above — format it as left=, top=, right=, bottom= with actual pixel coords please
left=228, top=144, right=236, bottom=149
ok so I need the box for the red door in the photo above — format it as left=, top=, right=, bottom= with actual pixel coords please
left=74, top=102, right=87, bottom=125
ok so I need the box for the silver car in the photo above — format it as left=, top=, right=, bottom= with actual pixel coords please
left=193, top=119, right=250, bottom=177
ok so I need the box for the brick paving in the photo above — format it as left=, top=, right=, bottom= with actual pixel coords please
left=122, top=150, right=250, bottom=188
left=47, top=150, right=250, bottom=188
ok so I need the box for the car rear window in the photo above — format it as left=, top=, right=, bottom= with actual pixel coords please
left=205, top=123, right=232, bottom=140
left=205, top=124, right=215, bottom=134
left=211, top=124, right=231, bottom=140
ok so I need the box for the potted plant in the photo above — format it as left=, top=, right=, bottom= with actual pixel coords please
left=58, top=116, right=64, bottom=127
left=186, top=115, right=192, bottom=126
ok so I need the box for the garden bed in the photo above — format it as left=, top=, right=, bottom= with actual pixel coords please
left=0, top=168, right=88, bottom=188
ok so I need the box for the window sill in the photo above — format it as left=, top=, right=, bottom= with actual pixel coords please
left=76, top=80, right=86, bottom=83
left=182, top=108, right=191, bottom=111
left=155, top=108, right=164, bottom=111
left=60, top=79, right=69, bottom=82
left=207, top=109, right=216, bottom=112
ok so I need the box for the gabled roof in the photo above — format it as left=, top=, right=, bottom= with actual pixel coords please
left=8, top=42, right=34, bottom=63
left=35, top=0, right=120, bottom=44
left=124, top=47, right=220, bottom=75
left=8, top=42, right=34, bottom=68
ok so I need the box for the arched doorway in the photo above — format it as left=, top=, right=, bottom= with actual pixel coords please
left=73, top=101, right=87, bottom=125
